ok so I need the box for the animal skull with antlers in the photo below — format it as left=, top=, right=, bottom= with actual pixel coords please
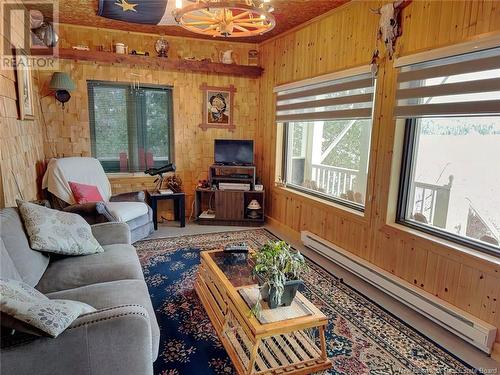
left=371, top=0, right=406, bottom=59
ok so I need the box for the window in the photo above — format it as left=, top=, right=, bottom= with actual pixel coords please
left=396, top=48, right=500, bottom=255
left=277, top=71, right=375, bottom=210
left=88, top=81, right=174, bottom=173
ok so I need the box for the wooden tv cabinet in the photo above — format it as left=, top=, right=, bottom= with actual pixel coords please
left=195, top=165, right=264, bottom=226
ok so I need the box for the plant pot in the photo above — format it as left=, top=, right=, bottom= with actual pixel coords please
left=260, top=279, right=302, bottom=309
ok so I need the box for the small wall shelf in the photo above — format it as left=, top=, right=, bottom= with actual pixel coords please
left=56, top=48, right=263, bottom=78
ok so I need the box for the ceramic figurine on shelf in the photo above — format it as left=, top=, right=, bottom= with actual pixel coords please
left=72, top=45, right=90, bottom=51
left=115, top=43, right=128, bottom=54
left=130, top=50, right=150, bottom=56
left=155, top=38, right=169, bottom=58
left=219, top=49, right=235, bottom=64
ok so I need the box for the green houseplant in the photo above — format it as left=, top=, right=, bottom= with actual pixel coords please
left=252, top=241, right=307, bottom=313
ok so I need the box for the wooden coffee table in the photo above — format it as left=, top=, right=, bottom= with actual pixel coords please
left=195, top=250, right=332, bottom=375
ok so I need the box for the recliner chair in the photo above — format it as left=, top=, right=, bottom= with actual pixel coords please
left=42, top=157, right=154, bottom=243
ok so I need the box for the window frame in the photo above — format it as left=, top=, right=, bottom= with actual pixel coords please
left=396, top=118, right=500, bottom=257
left=281, top=121, right=366, bottom=212
left=87, top=80, right=175, bottom=173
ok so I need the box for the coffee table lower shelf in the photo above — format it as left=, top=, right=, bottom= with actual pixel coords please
left=195, top=275, right=332, bottom=375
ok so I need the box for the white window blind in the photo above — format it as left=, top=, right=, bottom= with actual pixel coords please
left=395, top=47, right=500, bottom=118
left=275, top=71, right=376, bottom=123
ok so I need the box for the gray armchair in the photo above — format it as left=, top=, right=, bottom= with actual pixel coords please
left=42, top=157, right=154, bottom=243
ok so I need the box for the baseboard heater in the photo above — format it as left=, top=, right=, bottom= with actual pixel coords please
left=301, top=231, right=497, bottom=354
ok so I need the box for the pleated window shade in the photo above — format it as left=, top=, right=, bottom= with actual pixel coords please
left=395, top=47, right=500, bottom=118
left=275, top=72, right=376, bottom=123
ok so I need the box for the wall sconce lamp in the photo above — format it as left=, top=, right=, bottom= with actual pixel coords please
left=49, top=72, right=75, bottom=108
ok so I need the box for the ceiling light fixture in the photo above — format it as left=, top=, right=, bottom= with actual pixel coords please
left=173, top=0, right=275, bottom=38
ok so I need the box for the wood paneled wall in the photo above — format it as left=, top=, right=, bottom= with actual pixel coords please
left=0, top=1, right=45, bottom=207
left=257, top=0, right=500, bottom=352
left=37, top=24, right=260, bottom=217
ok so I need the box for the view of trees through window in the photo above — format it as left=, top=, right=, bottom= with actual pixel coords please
left=92, top=86, right=128, bottom=160
left=88, top=82, right=173, bottom=173
left=291, top=121, right=369, bottom=169
left=286, top=119, right=372, bottom=208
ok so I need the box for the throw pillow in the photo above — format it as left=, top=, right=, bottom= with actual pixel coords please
left=0, top=278, right=95, bottom=337
left=17, top=200, right=104, bottom=256
left=69, top=181, right=104, bottom=204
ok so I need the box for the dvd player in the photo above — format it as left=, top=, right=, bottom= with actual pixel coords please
left=219, top=183, right=251, bottom=191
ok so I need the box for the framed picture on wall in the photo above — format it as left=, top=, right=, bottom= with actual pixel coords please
left=199, top=83, right=236, bottom=132
left=15, top=49, right=35, bottom=121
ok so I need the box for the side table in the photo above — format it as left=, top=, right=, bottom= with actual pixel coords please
left=147, top=191, right=186, bottom=230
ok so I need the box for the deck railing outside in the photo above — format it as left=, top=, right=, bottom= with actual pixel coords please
left=310, top=164, right=359, bottom=198
left=410, top=176, right=453, bottom=228
left=304, top=164, right=452, bottom=228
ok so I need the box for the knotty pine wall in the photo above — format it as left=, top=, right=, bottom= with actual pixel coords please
left=257, top=0, right=500, bottom=354
left=36, top=24, right=259, bottom=218
left=0, top=0, right=46, bottom=207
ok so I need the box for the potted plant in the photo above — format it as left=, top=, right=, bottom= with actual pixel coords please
left=252, top=241, right=307, bottom=313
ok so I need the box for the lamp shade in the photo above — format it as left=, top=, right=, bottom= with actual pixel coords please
left=49, top=72, right=75, bottom=91
left=247, top=199, right=261, bottom=210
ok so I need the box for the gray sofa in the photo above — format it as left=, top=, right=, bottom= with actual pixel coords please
left=0, top=207, right=160, bottom=375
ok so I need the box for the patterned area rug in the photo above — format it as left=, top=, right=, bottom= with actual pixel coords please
left=135, top=229, right=478, bottom=375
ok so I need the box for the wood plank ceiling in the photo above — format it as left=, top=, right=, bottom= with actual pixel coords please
left=57, top=0, right=350, bottom=43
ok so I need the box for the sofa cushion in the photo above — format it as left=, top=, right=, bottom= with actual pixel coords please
left=105, top=201, right=149, bottom=222
left=127, top=206, right=153, bottom=230
left=46, top=279, right=160, bottom=360
left=0, top=278, right=95, bottom=338
left=0, top=208, right=49, bottom=286
left=17, top=200, right=104, bottom=256
left=0, top=239, right=22, bottom=281
left=36, top=244, right=144, bottom=294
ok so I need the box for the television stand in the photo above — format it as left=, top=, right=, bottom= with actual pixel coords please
left=195, top=165, right=264, bottom=226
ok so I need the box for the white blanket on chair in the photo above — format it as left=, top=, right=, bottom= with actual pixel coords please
left=42, top=158, right=112, bottom=204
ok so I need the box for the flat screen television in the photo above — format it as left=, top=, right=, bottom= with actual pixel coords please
left=214, top=140, right=254, bottom=166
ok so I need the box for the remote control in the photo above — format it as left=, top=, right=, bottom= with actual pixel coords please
left=224, top=242, right=249, bottom=253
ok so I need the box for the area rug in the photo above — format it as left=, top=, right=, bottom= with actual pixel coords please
left=135, top=229, right=479, bottom=375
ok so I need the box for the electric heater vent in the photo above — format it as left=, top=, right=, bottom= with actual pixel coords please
left=301, top=231, right=496, bottom=354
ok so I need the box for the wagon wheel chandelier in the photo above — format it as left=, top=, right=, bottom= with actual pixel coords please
left=173, top=0, right=275, bottom=38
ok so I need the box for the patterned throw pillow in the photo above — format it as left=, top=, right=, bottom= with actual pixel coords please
left=0, top=278, right=95, bottom=337
left=17, top=200, right=104, bottom=256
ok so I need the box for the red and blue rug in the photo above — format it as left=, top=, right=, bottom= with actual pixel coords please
left=135, top=229, right=479, bottom=375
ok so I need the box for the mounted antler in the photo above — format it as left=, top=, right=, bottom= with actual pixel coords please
left=371, top=0, right=410, bottom=59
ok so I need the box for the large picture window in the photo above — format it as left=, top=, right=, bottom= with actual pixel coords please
left=277, top=70, right=375, bottom=210
left=88, top=81, right=174, bottom=173
left=396, top=48, right=500, bottom=255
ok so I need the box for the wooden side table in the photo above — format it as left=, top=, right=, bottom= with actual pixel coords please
left=147, top=191, right=186, bottom=230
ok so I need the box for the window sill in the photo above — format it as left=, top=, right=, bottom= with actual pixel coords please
left=382, top=222, right=500, bottom=268
left=274, top=185, right=367, bottom=222
left=106, top=173, right=154, bottom=178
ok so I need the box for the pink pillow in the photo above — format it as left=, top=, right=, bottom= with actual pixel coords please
left=69, top=181, right=104, bottom=204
